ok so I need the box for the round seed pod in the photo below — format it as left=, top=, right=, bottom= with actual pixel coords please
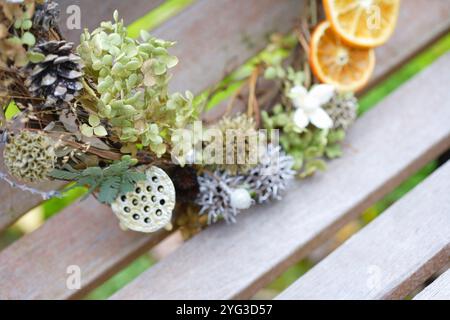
left=111, top=166, right=176, bottom=233
left=3, top=131, right=56, bottom=182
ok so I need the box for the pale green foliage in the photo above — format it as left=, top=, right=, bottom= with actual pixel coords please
left=49, top=155, right=147, bottom=204
left=77, top=11, right=198, bottom=157
left=80, top=114, right=107, bottom=137
left=262, top=104, right=345, bottom=178
left=262, top=65, right=347, bottom=178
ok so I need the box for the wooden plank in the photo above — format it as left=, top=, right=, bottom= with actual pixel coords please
left=0, top=0, right=449, bottom=299
left=111, top=53, right=450, bottom=300
left=276, top=162, right=450, bottom=300
left=153, top=0, right=305, bottom=94
left=1, top=0, right=448, bottom=232
left=57, top=0, right=165, bottom=43
left=0, top=196, right=169, bottom=299
left=414, top=269, right=450, bottom=300
left=370, top=0, right=450, bottom=89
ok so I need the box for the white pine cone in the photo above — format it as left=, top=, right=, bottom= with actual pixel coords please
left=25, top=41, right=84, bottom=107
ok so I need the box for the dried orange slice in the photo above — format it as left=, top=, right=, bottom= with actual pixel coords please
left=323, top=0, right=400, bottom=48
left=309, top=21, right=375, bottom=92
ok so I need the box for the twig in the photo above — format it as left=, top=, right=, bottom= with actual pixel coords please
left=0, top=171, right=61, bottom=200
left=224, top=82, right=245, bottom=118
left=247, top=67, right=260, bottom=126
left=62, top=139, right=122, bottom=161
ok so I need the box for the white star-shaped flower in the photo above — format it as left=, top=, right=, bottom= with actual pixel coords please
left=289, top=84, right=335, bottom=130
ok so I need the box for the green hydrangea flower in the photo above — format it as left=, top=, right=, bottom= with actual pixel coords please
left=77, top=11, right=199, bottom=157
left=262, top=104, right=345, bottom=178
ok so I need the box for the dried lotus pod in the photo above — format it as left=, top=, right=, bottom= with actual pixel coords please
left=111, top=166, right=176, bottom=233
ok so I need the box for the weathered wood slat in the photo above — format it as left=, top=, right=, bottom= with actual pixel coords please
left=58, top=0, right=165, bottom=43
left=1, top=0, right=448, bottom=232
left=370, top=0, right=450, bottom=89
left=0, top=197, right=168, bottom=299
left=111, top=53, right=450, bottom=300
left=414, top=269, right=450, bottom=300
left=153, top=0, right=306, bottom=94
left=276, top=163, right=450, bottom=300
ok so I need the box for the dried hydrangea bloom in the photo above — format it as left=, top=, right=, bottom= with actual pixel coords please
left=111, top=166, right=175, bottom=233
left=3, top=130, right=56, bottom=182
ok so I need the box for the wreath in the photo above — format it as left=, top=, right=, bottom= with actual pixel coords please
left=0, top=0, right=399, bottom=238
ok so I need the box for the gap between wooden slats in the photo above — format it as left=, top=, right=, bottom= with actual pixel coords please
left=276, top=162, right=450, bottom=300
left=1, top=0, right=449, bottom=232
left=414, top=269, right=450, bottom=300
left=110, top=53, right=450, bottom=300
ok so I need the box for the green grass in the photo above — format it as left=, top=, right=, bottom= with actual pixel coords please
left=85, top=254, right=156, bottom=300
left=359, top=32, right=450, bottom=115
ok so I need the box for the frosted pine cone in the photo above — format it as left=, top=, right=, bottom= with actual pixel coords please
left=25, top=40, right=83, bottom=107
left=33, top=0, right=60, bottom=32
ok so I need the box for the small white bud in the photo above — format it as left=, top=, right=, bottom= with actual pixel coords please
left=229, top=188, right=253, bottom=210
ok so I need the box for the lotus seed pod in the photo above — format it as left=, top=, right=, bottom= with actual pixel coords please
left=111, top=166, right=176, bottom=233
left=3, top=131, right=56, bottom=182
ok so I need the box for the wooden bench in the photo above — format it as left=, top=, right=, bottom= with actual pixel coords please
left=0, top=0, right=449, bottom=300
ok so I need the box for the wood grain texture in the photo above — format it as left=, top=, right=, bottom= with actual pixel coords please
left=111, top=53, right=450, bottom=300
left=1, top=0, right=448, bottom=232
left=0, top=196, right=169, bottom=299
left=414, top=269, right=450, bottom=300
left=153, top=0, right=305, bottom=94
left=276, top=162, right=450, bottom=300
left=57, top=0, right=164, bottom=43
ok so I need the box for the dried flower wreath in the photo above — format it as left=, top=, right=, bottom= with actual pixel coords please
left=0, top=0, right=398, bottom=238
